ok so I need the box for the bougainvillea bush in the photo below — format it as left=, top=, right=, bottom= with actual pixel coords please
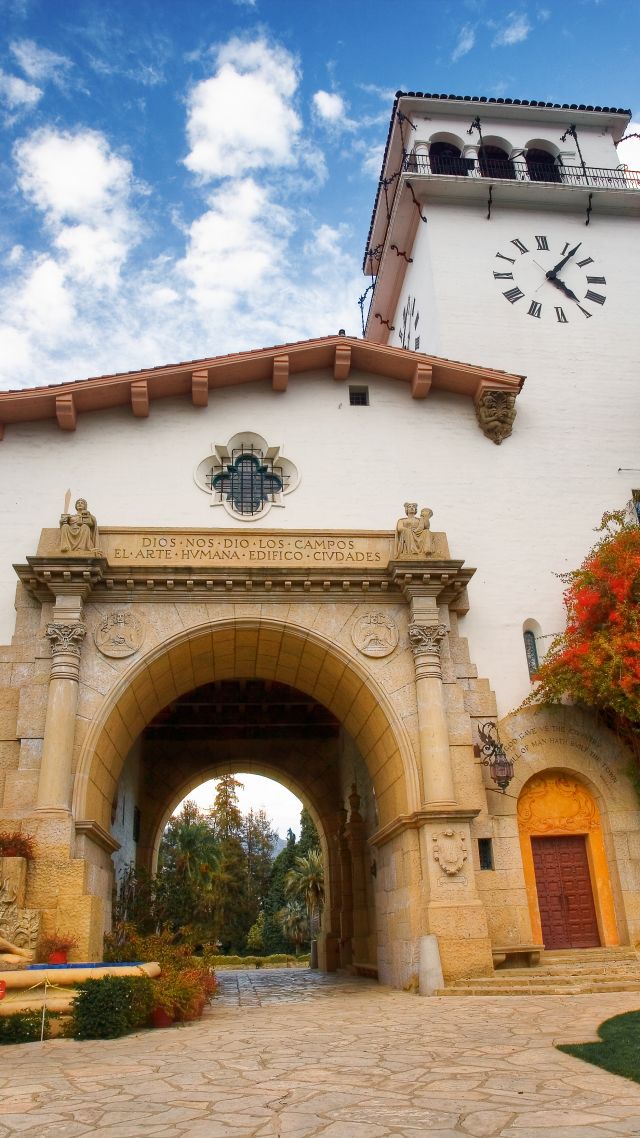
left=530, top=511, right=640, bottom=761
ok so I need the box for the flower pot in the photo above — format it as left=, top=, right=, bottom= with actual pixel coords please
left=151, top=1006, right=174, bottom=1029
left=48, top=951, right=68, bottom=965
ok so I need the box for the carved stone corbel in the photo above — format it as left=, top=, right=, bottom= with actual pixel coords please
left=475, top=389, right=517, bottom=445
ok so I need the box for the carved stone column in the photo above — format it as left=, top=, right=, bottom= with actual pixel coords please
left=344, top=785, right=370, bottom=966
left=36, top=620, right=86, bottom=811
left=409, top=621, right=457, bottom=807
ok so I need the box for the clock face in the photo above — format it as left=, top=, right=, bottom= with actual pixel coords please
left=492, top=235, right=607, bottom=324
left=400, top=293, right=421, bottom=350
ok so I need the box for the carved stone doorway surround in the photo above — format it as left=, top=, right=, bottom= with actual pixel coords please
left=10, top=515, right=497, bottom=986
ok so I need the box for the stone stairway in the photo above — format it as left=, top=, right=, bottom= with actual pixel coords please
left=436, top=947, right=640, bottom=996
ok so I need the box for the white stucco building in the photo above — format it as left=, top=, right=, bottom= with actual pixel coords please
left=0, top=92, right=639, bottom=988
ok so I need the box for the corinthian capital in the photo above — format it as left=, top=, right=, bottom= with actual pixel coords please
left=46, top=623, right=86, bottom=657
left=408, top=622, right=448, bottom=657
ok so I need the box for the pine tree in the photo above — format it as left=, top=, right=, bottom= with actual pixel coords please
left=297, top=807, right=320, bottom=857
left=209, top=775, right=249, bottom=952
left=243, top=808, right=277, bottom=928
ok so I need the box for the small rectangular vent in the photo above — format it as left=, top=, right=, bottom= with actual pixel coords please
left=349, top=386, right=369, bottom=406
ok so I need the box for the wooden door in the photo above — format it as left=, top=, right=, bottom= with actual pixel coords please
left=531, top=835, right=600, bottom=949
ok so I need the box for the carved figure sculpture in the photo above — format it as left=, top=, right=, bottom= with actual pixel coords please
left=0, top=934, right=33, bottom=966
left=394, top=502, right=434, bottom=558
left=475, top=390, right=517, bottom=445
left=59, top=497, right=101, bottom=555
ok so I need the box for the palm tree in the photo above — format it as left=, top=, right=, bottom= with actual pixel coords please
left=284, top=848, right=324, bottom=932
left=277, top=902, right=309, bottom=954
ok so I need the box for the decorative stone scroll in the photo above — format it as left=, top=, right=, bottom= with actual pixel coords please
left=393, top=502, right=434, bottom=559
left=408, top=623, right=448, bottom=657
left=475, top=390, right=517, bottom=445
left=94, top=610, right=145, bottom=658
left=432, top=829, right=468, bottom=876
left=351, top=611, right=398, bottom=658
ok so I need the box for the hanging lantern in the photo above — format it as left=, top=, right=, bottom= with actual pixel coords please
left=474, top=721, right=515, bottom=792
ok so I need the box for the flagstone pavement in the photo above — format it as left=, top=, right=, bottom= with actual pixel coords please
left=3, top=967, right=640, bottom=1137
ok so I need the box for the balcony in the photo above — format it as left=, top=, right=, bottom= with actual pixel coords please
left=403, top=154, right=640, bottom=190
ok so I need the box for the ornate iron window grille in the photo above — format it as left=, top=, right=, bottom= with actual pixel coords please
left=523, top=630, right=540, bottom=678
left=207, top=445, right=285, bottom=516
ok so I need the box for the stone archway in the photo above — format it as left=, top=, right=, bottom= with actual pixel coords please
left=72, top=619, right=418, bottom=971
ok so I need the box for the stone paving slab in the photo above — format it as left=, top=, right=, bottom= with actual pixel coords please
left=2, top=968, right=640, bottom=1137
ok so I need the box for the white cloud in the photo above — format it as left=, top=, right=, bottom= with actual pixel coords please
left=5, top=258, right=75, bottom=342
left=10, top=38, right=72, bottom=85
left=452, top=25, right=476, bottom=62
left=313, top=90, right=345, bottom=123
left=13, top=127, right=142, bottom=289
left=178, top=178, right=292, bottom=312
left=493, top=12, right=532, bottom=46
left=0, top=70, right=42, bottom=110
left=15, top=128, right=134, bottom=223
left=184, top=37, right=302, bottom=180
left=360, top=142, right=385, bottom=179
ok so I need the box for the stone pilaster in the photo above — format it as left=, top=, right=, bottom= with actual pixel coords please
left=408, top=618, right=457, bottom=808
left=36, top=618, right=86, bottom=812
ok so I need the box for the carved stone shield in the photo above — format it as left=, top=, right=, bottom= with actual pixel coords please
left=432, top=829, right=467, bottom=876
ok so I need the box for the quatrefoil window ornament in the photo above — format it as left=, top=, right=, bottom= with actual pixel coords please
left=194, top=432, right=300, bottom=521
left=212, top=453, right=283, bottom=516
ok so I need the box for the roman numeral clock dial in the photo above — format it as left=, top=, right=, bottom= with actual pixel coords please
left=492, top=237, right=607, bottom=324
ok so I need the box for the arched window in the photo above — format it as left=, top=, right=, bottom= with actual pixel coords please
left=523, top=630, right=539, bottom=678
left=478, top=144, right=515, bottom=180
left=526, top=147, right=561, bottom=183
left=429, top=141, right=470, bottom=177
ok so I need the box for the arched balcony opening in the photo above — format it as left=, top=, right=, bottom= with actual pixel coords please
left=526, top=147, right=561, bottom=183
left=478, top=144, right=515, bottom=180
left=429, top=140, right=471, bottom=177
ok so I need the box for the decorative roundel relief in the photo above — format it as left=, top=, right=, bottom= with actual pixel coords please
left=94, top=610, right=145, bottom=658
left=351, top=611, right=399, bottom=658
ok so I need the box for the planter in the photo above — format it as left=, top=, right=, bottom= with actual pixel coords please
left=47, top=951, right=68, bottom=965
left=151, top=1006, right=174, bottom=1029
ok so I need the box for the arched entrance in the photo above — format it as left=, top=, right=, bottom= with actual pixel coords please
left=73, top=619, right=419, bottom=972
left=517, top=771, right=619, bottom=950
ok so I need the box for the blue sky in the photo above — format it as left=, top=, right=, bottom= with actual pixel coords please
left=0, top=0, right=639, bottom=393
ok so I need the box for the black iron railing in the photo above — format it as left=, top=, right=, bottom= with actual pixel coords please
left=403, top=154, right=640, bottom=189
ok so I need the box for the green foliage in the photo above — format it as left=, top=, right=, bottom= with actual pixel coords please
left=72, top=975, right=155, bottom=1039
left=0, top=831, right=34, bottom=859
left=277, top=901, right=309, bottom=952
left=557, top=1010, right=640, bottom=1083
left=0, top=1010, right=50, bottom=1044
left=285, top=848, right=325, bottom=919
left=297, top=809, right=320, bottom=857
left=208, top=953, right=307, bottom=967
left=246, top=911, right=266, bottom=953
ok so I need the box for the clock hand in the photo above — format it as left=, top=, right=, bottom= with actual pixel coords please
left=548, top=276, right=581, bottom=305
left=546, top=242, right=582, bottom=280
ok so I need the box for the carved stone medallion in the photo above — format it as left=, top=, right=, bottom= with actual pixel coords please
left=94, top=610, right=145, bottom=658
left=351, top=611, right=399, bottom=658
left=432, top=830, right=468, bottom=876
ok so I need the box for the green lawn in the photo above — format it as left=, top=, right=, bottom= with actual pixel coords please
left=558, top=1010, right=640, bottom=1083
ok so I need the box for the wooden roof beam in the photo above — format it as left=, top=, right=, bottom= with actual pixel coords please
left=191, top=368, right=209, bottom=407
left=411, top=362, right=432, bottom=399
left=272, top=355, right=289, bottom=392
left=130, top=380, right=149, bottom=418
left=334, top=342, right=351, bottom=380
left=55, top=393, right=76, bottom=432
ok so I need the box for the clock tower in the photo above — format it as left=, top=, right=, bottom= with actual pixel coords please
left=362, top=91, right=640, bottom=718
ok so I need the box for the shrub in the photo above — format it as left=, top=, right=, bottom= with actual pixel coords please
left=0, top=1010, right=50, bottom=1044
left=40, top=932, right=78, bottom=959
left=72, top=975, right=155, bottom=1039
left=0, top=832, right=34, bottom=860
